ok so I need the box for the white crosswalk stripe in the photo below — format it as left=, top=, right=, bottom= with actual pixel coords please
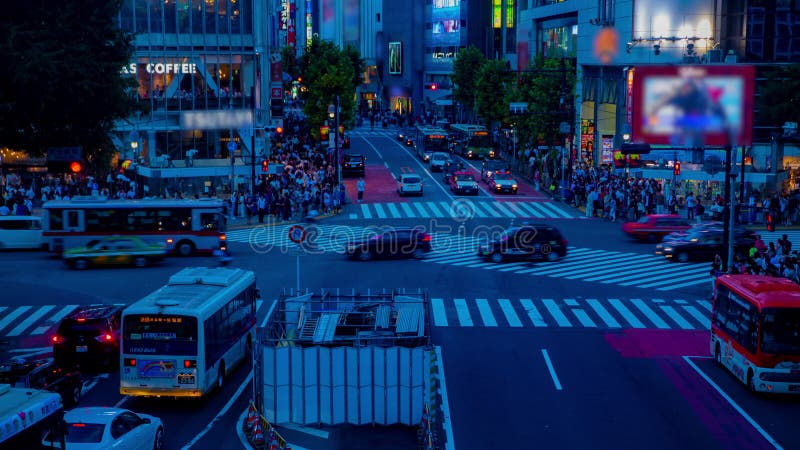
left=429, top=297, right=711, bottom=330
left=346, top=200, right=578, bottom=220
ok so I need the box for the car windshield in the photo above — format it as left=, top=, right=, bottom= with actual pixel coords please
left=403, top=176, right=421, bottom=183
left=456, top=174, right=475, bottom=182
left=58, top=319, right=105, bottom=336
left=495, top=173, right=514, bottom=180
left=66, top=422, right=106, bottom=443
left=432, top=153, right=449, bottom=161
left=761, top=308, right=800, bottom=355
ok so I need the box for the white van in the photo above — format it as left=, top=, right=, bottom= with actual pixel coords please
left=0, top=216, right=44, bottom=249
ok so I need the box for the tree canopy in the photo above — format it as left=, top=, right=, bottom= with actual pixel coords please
left=451, top=46, right=486, bottom=119
left=0, top=0, right=138, bottom=169
left=475, top=59, right=514, bottom=127
left=297, top=40, right=362, bottom=139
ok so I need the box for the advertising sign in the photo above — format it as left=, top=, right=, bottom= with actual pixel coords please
left=389, top=42, right=402, bottom=75
left=601, top=135, right=614, bottom=164
left=632, top=65, right=755, bottom=147
left=580, top=120, right=595, bottom=162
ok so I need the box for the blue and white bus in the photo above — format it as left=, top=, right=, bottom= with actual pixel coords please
left=120, top=267, right=258, bottom=397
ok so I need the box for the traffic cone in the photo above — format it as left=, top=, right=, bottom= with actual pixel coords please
left=268, top=430, right=280, bottom=450
left=245, top=404, right=257, bottom=434
left=251, top=416, right=266, bottom=447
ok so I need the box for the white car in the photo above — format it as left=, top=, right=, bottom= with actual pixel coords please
left=0, top=215, right=44, bottom=249
left=429, top=152, right=452, bottom=172
left=397, top=174, right=423, bottom=196
left=60, top=407, right=164, bottom=450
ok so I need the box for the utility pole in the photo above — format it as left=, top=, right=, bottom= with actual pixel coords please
left=722, top=143, right=733, bottom=271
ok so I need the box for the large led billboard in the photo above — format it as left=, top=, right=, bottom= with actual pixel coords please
left=389, top=42, right=402, bottom=75
left=632, top=65, right=755, bottom=147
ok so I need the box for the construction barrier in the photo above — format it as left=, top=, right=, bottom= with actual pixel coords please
left=243, top=400, right=291, bottom=450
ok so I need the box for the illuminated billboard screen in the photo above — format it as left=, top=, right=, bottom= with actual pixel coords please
left=632, top=65, right=754, bottom=147
left=389, top=42, right=402, bottom=75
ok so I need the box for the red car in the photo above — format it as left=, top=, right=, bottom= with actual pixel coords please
left=621, top=214, right=692, bottom=242
left=449, top=171, right=479, bottom=195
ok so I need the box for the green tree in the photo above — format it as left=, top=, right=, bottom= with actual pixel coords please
left=280, top=45, right=300, bottom=88
left=514, top=57, right=576, bottom=175
left=451, top=46, right=486, bottom=121
left=757, top=65, right=800, bottom=128
left=297, top=40, right=357, bottom=140
left=342, top=45, right=366, bottom=91
left=476, top=59, right=513, bottom=126
left=0, top=0, right=138, bottom=170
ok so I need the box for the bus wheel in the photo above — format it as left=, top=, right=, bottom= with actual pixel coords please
left=714, top=344, right=722, bottom=366
left=176, top=241, right=195, bottom=256
left=217, top=363, right=225, bottom=390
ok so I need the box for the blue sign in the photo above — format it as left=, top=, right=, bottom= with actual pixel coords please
left=228, top=141, right=238, bottom=152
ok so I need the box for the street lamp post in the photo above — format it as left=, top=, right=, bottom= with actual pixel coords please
left=329, top=96, right=341, bottom=187
left=130, top=133, right=139, bottom=198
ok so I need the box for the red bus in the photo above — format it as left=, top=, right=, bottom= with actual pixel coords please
left=711, top=275, right=800, bottom=393
left=42, top=197, right=227, bottom=256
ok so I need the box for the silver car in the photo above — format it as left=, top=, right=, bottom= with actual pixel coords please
left=429, top=152, right=451, bottom=172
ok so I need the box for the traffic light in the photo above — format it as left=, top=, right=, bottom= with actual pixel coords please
left=767, top=212, right=776, bottom=232
left=275, top=127, right=283, bottom=135
left=261, top=160, right=268, bottom=173
left=425, top=83, right=438, bottom=90
left=673, top=161, right=681, bottom=176
left=69, top=161, right=83, bottom=173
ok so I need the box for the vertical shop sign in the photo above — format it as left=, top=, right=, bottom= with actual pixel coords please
left=580, top=120, right=595, bottom=162
left=601, top=135, right=614, bottom=165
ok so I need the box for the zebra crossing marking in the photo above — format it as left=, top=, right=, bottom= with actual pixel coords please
left=361, top=203, right=372, bottom=219
left=520, top=299, right=547, bottom=327
left=586, top=299, right=621, bottom=328
left=374, top=203, right=387, bottom=219
left=498, top=299, right=522, bottom=327
left=31, top=304, right=79, bottom=335
left=660, top=305, right=694, bottom=330
left=454, top=299, right=473, bottom=326
left=698, top=300, right=712, bottom=312
left=682, top=305, right=710, bottom=328
left=432, top=298, right=448, bottom=327
left=609, top=298, right=646, bottom=329
left=400, top=203, right=415, bottom=217
left=347, top=200, right=578, bottom=220
left=542, top=299, right=571, bottom=327
left=631, top=299, right=670, bottom=329
left=0, top=306, right=32, bottom=333
left=7, top=305, right=55, bottom=337
left=476, top=299, right=497, bottom=327
left=572, top=308, right=597, bottom=328
left=413, top=202, right=428, bottom=217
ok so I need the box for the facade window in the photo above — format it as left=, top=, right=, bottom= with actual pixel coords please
left=433, top=0, right=460, bottom=7
left=150, top=0, right=163, bottom=33
left=538, top=25, right=577, bottom=58
left=164, top=0, right=177, bottom=33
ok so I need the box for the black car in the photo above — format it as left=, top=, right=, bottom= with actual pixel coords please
left=52, top=304, right=123, bottom=370
left=661, top=229, right=757, bottom=262
left=342, top=154, right=366, bottom=177
left=346, top=227, right=432, bottom=261
left=0, top=357, right=83, bottom=407
left=478, top=224, right=568, bottom=263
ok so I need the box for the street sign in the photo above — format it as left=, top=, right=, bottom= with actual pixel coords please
left=288, top=225, right=306, bottom=244
left=509, top=102, right=528, bottom=115
left=271, top=87, right=283, bottom=99
left=227, top=141, right=237, bottom=152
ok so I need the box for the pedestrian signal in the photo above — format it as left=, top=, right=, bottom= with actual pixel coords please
left=767, top=213, right=776, bottom=232
left=261, top=160, right=268, bottom=173
left=673, top=161, right=681, bottom=176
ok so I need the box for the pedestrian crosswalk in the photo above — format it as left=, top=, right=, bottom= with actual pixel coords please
left=347, top=200, right=578, bottom=220
left=225, top=224, right=712, bottom=291
left=429, top=297, right=712, bottom=330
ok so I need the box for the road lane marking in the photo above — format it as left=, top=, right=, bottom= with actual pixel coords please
left=374, top=203, right=387, bottom=219
left=542, top=299, right=571, bottom=327
left=515, top=202, right=544, bottom=218
left=427, top=202, right=445, bottom=217
left=586, top=299, right=621, bottom=328
left=572, top=309, right=597, bottom=327
left=608, top=299, right=645, bottom=328
left=431, top=298, right=448, bottom=327
left=698, top=300, right=713, bottom=312
left=400, top=203, right=416, bottom=217
left=413, top=202, right=429, bottom=217
left=439, top=201, right=453, bottom=218
left=31, top=304, right=79, bottom=335
left=520, top=299, right=547, bottom=327
left=630, top=299, right=669, bottom=329
left=386, top=203, right=401, bottom=218
left=180, top=371, right=254, bottom=450
left=361, top=203, right=373, bottom=219
left=683, top=356, right=783, bottom=450
left=453, top=299, right=473, bottom=326
left=475, top=299, right=497, bottom=327
left=498, top=299, right=522, bottom=327
left=541, top=349, right=563, bottom=391
left=7, top=305, right=55, bottom=337
left=0, top=306, right=32, bottom=334
left=682, top=305, right=710, bottom=329
left=493, top=202, right=516, bottom=218
left=656, top=275, right=711, bottom=291
left=659, top=304, right=694, bottom=329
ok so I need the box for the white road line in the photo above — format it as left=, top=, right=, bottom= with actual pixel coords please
left=582, top=260, right=672, bottom=281
left=431, top=298, right=448, bottom=327
left=0, top=307, right=6, bottom=315
left=493, top=202, right=517, bottom=218
left=7, top=305, right=55, bottom=337
left=682, top=305, right=711, bottom=329
left=512, top=250, right=610, bottom=273
left=608, top=299, right=646, bottom=329
left=498, top=299, right=522, bottom=327
left=541, top=349, right=563, bottom=391
left=386, top=203, right=401, bottom=218
left=427, top=202, right=445, bottom=217
left=564, top=299, right=579, bottom=306
left=470, top=202, right=489, bottom=218
left=413, top=202, right=429, bottom=217
left=682, top=356, right=783, bottom=450
left=658, top=277, right=710, bottom=290
left=586, top=299, right=621, bottom=328
left=400, top=202, right=416, bottom=218
left=635, top=270, right=712, bottom=289
left=374, top=203, right=387, bottom=219
left=453, top=299, right=473, bottom=326
left=659, top=305, right=694, bottom=329
left=539, top=201, right=573, bottom=219
left=361, top=203, right=373, bottom=219
left=630, top=299, right=670, bottom=329
left=542, top=299, right=571, bottom=327
left=572, top=309, right=597, bottom=327
left=180, top=371, right=254, bottom=450
left=475, top=299, right=497, bottom=327
left=520, top=299, right=547, bottom=327
left=439, top=201, right=454, bottom=218
left=435, top=346, right=457, bottom=450
left=515, top=202, right=544, bottom=218
left=612, top=264, right=704, bottom=285
left=39, top=304, right=79, bottom=329
left=698, top=300, right=713, bottom=312
left=504, top=202, right=525, bottom=216
left=472, top=202, right=500, bottom=218
left=0, top=306, right=32, bottom=333
left=497, top=262, right=531, bottom=272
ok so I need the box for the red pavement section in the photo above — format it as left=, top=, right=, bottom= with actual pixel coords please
left=604, top=329, right=709, bottom=358
left=342, top=164, right=405, bottom=204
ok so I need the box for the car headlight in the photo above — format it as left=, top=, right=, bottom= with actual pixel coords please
left=512, top=185, right=518, bottom=189
left=663, top=247, right=673, bottom=252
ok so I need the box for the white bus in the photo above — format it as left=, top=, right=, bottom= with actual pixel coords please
left=120, top=267, right=259, bottom=397
left=42, top=197, right=227, bottom=256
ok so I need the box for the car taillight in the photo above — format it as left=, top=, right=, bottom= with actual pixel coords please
left=184, top=360, right=197, bottom=368
left=422, top=234, right=432, bottom=242
left=95, top=333, right=113, bottom=343
left=124, top=358, right=136, bottom=367
left=52, top=335, right=64, bottom=344
left=219, top=235, right=227, bottom=241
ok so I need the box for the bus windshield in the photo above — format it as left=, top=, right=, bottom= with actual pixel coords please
left=761, top=308, right=800, bottom=355
left=123, top=315, right=199, bottom=356
left=424, top=136, right=448, bottom=151
left=468, top=134, right=492, bottom=147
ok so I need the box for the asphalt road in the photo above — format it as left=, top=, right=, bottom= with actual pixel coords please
left=1, top=128, right=798, bottom=450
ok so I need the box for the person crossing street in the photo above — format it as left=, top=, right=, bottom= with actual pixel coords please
left=357, top=178, right=365, bottom=203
